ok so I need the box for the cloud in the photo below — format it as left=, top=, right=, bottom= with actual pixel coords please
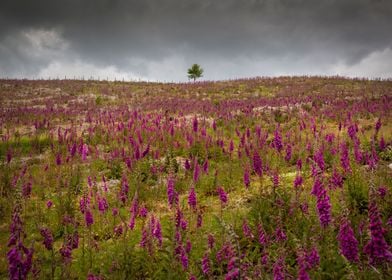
left=37, top=60, right=147, bottom=81
left=1, top=0, right=391, bottom=80
left=331, top=47, right=392, bottom=79
left=23, top=28, right=68, bottom=54
left=0, top=28, right=68, bottom=77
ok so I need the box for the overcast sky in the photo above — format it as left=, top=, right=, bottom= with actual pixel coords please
left=1, top=0, right=391, bottom=81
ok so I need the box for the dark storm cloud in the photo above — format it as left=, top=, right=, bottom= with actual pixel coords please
left=1, top=0, right=392, bottom=80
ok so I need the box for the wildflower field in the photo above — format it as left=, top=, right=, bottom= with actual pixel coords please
left=0, top=77, right=391, bottom=279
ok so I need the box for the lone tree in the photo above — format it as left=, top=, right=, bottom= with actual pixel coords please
left=187, top=64, right=203, bottom=82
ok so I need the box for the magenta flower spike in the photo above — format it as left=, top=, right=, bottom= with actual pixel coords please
left=243, top=167, right=251, bottom=189
left=185, top=159, right=191, bottom=171
left=364, top=201, right=392, bottom=264
left=275, top=226, right=287, bottom=242
left=192, top=116, right=198, bottom=133
left=153, top=219, right=163, bottom=246
left=85, top=209, right=94, bottom=227
left=40, top=227, right=54, bottom=250
left=208, top=234, right=215, bottom=249
left=252, top=151, right=263, bottom=177
left=329, top=169, right=343, bottom=189
left=201, top=253, right=210, bottom=275
left=338, top=218, right=359, bottom=262
left=188, top=187, right=197, bottom=210
left=56, top=153, right=62, bottom=165
left=375, top=118, right=381, bottom=133
left=273, top=126, right=283, bottom=152
left=316, top=148, right=325, bottom=172
left=193, top=159, right=200, bottom=183
left=273, top=257, right=285, bottom=280
left=340, top=143, right=351, bottom=173
left=306, top=247, right=320, bottom=268
left=6, top=149, right=12, bottom=164
left=242, top=219, right=254, bottom=239
left=180, top=247, right=189, bottom=270
left=203, top=158, right=209, bottom=174
left=316, top=188, right=331, bottom=228
left=82, top=143, right=88, bottom=160
left=296, top=159, right=302, bottom=170
left=167, top=176, right=177, bottom=207
left=8, top=208, right=34, bottom=280
left=46, top=200, right=53, bottom=209
left=139, top=227, right=148, bottom=248
left=297, top=254, right=311, bottom=280
left=217, top=186, right=228, bottom=204
left=294, top=174, right=303, bottom=188
left=98, top=196, right=108, bottom=214
left=229, top=140, right=234, bottom=153
left=285, top=143, right=292, bottom=162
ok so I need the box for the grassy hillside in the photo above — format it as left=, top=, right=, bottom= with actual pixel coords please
left=1, top=77, right=391, bottom=279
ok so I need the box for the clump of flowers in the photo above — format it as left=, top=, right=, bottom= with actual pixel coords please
left=7, top=206, right=34, bottom=280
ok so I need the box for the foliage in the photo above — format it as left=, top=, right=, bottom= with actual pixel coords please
left=187, top=64, right=204, bottom=82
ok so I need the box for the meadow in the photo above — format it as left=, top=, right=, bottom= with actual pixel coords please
left=0, top=76, right=391, bottom=279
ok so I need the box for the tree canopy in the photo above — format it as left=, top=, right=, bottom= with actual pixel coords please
left=187, top=64, right=203, bottom=82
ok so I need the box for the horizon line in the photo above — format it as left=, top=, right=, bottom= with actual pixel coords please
left=1, top=74, right=391, bottom=84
